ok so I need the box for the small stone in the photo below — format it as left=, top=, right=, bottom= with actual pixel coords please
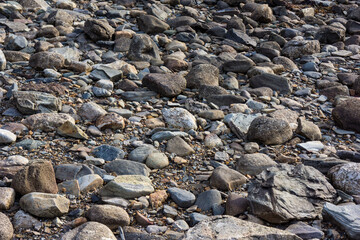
left=57, top=121, right=88, bottom=140
left=210, top=166, right=247, bottom=191
left=0, top=212, right=13, bottom=240
left=99, top=175, right=154, bottom=199
left=168, top=187, right=196, bottom=208
left=61, top=222, right=116, bottom=240
left=146, top=152, right=169, bottom=169
left=0, top=187, right=15, bottom=210
left=247, top=116, right=293, bottom=145
left=86, top=205, right=130, bottom=230
left=29, top=52, right=65, bottom=70
left=78, top=174, right=103, bottom=194
left=172, top=220, right=189, bottom=231
left=297, top=141, right=324, bottom=152
left=195, top=189, right=222, bottom=212
left=186, top=64, right=219, bottom=88
left=236, top=153, right=277, bottom=176
left=296, top=117, right=322, bottom=141
left=0, top=129, right=16, bottom=144
left=162, top=108, right=197, bottom=131
left=92, top=145, right=125, bottom=161
left=84, top=19, right=115, bottom=42
left=13, top=210, right=41, bottom=230
left=166, top=136, right=194, bottom=157
left=226, top=193, right=248, bottom=216
left=78, top=102, right=107, bottom=122
left=149, top=190, right=168, bottom=208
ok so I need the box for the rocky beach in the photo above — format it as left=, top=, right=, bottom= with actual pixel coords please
left=0, top=0, right=360, bottom=239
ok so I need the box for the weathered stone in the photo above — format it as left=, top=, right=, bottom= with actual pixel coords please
left=57, top=121, right=88, bottom=139
left=11, top=161, right=58, bottom=196
left=0, top=212, right=13, bottom=240
left=29, top=52, right=65, bottom=70
left=296, top=117, right=322, bottom=141
left=127, top=34, right=161, bottom=61
left=185, top=64, right=219, bottom=88
left=0, top=129, right=16, bottom=144
left=323, top=202, right=360, bottom=240
left=86, top=205, right=130, bottom=230
left=78, top=102, right=107, bottom=122
left=166, top=136, right=194, bottom=157
left=249, top=73, right=292, bottom=94
left=332, top=98, right=360, bottom=133
left=182, top=216, right=301, bottom=239
left=142, top=73, right=186, bottom=97
left=225, top=193, right=248, bottom=216
left=162, top=108, right=197, bottom=131
left=22, top=113, right=74, bottom=132
left=168, top=188, right=196, bottom=208
left=20, top=192, right=70, bottom=218
left=61, top=222, right=116, bottom=240
left=210, top=166, right=247, bottom=191
left=247, top=116, right=293, bottom=145
left=105, top=160, right=150, bottom=176
left=99, top=175, right=154, bottom=199
left=138, top=15, right=169, bottom=34
left=14, top=91, right=62, bottom=115
left=84, top=19, right=114, bottom=41
left=248, top=164, right=336, bottom=223
left=328, top=162, right=360, bottom=195
left=236, top=153, right=277, bottom=176
left=0, top=187, right=15, bottom=210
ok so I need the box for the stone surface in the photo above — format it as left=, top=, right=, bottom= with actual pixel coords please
left=195, top=189, right=222, bottom=212
left=185, top=64, right=219, bottom=88
left=29, top=52, right=65, bottom=70
left=0, top=129, right=16, bottom=144
left=162, top=108, right=197, bottom=131
left=332, top=98, right=360, bottom=133
left=20, top=192, right=70, bottom=218
left=61, top=222, right=116, bottom=240
left=84, top=19, right=114, bottom=41
left=0, top=212, right=13, bottom=240
left=99, top=175, right=154, bottom=199
left=142, top=73, right=186, bottom=97
left=14, top=91, right=62, bottom=115
left=285, top=221, right=324, bottom=240
left=323, top=202, right=360, bottom=240
left=209, top=166, right=247, bottom=191
left=86, top=205, right=130, bottom=230
left=249, top=73, right=292, bottom=94
left=236, top=153, right=277, bottom=176
left=167, top=187, right=196, bottom=208
left=11, top=161, right=58, bottom=196
left=0, top=187, right=15, bottom=210
left=248, top=164, right=336, bottom=223
left=247, top=116, right=293, bottom=145
left=328, top=162, right=360, bottom=195
left=22, top=113, right=74, bottom=132
left=166, top=136, right=194, bottom=157
left=104, top=160, right=150, bottom=176
left=182, top=216, right=301, bottom=240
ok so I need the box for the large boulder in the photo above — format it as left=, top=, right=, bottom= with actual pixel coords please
left=182, top=215, right=301, bottom=239
left=247, top=164, right=336, bottom=223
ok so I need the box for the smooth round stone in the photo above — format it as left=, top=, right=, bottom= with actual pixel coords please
left=195, top=189, right=222, bottom=211
left=0, top=129, right=16, bottom=143
left=146, top=152, right=169, bottom=169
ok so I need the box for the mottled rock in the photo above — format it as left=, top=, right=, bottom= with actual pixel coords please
left=61, top=222, right=116, bottom=240
left=328, top=162, right=360, bottom=195
left=29, top=52, right=65, bottom=70
left=14, top=91, right=62, bottom=115
left=210, top=166, right=247, bottom=191
left=236, top=153, right=277, bottom=176
left=84, top=19, right=114, bottom=41
left=0, top=187, right=15, bottom=210
left=0, top=212, right=13, bottom=240
left=86, top=205, right=130, bottom=230
left=99, top=175, right=154, bottom=199
left=142, top=73, right=186, bottom=97
left=20, top=192, right=70, bottom=218
left=166, top=136, right=194, bottom=156
left=11, top=161, right=58, bottom=196
left=247, top=116, right=293, bottom=145
left=249, top=73, right=292, bottom=94
left=162, top=108, right=197, bottom=131
left=182, top=216, right=301, bottom=240
left=78, top=102, right=107, bottom=122
left=248, top=164, right=336, bottom=223
left=185, top=64, right=219, bottom=88
left=332, top=98, right=360, bottom=133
